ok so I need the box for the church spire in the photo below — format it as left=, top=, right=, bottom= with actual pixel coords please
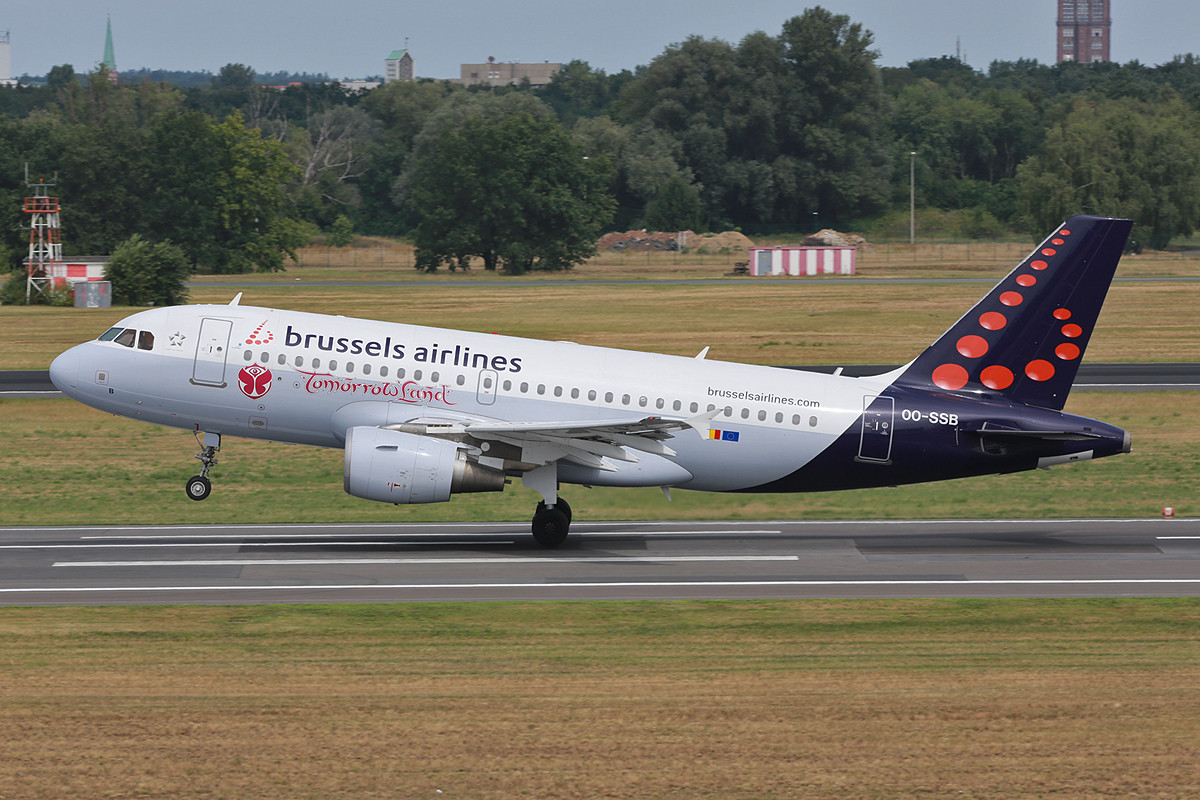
left=102, top=15, right=117, bottom=83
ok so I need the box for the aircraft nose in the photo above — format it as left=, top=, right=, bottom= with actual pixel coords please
left=49, top=346, right=80, bottom=392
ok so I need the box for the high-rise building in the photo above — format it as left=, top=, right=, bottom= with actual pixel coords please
left=1057, top=0, right=1111, bottom=63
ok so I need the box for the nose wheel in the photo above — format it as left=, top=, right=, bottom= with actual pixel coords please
left=186, top=475, right=212, bottom=501
left=186, top=431, right=221, bottom=502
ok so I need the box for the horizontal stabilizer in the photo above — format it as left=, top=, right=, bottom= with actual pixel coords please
left=962, top=428, right=1103, bottom=442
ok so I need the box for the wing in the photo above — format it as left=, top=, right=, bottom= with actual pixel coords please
left=395, top=411, right=718, bottom=472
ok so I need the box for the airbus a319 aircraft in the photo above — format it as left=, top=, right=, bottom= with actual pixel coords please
left=50, top=215, right=1133, bottom=546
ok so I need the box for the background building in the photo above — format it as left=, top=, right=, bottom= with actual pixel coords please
left=384, top=49, right=413, bottom=82
left=0, top=30, right=14, bottom=86
left=459, top=57, right=560, bottom=88
left=1057, top=0, right=1111, bottom=63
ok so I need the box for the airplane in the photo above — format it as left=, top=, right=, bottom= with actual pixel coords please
left=49, top=215, right=1133, bottom=547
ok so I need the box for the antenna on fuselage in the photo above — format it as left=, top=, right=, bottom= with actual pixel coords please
left=229, top=292, right=242, bottom=306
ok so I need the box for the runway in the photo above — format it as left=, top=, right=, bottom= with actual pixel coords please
left=2, top=518, right=1198, bottom=606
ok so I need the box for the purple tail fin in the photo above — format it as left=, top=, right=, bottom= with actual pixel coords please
left=897, top=215, right=1132, bottom=411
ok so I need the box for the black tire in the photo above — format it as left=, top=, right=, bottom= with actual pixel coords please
left=186, top=475, right=212, bottom=501
left=554, top=497, right=572, bottom=522
left=531, top=502, right=570, bottom=548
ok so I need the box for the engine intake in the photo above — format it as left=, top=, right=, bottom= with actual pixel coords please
left=343, top=426, right=505, bottom=504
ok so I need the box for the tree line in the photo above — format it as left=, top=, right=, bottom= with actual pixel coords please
left=3, top=6, right=1200, bottom=292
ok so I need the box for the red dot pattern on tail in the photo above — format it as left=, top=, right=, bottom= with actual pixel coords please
left=931, top=226, right=1089, bottom=394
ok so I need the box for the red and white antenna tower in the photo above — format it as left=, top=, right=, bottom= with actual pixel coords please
left=23, top=166, right=64, bottom=304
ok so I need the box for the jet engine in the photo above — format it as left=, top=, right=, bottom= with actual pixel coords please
left=343, top=426, right=505, bottom=504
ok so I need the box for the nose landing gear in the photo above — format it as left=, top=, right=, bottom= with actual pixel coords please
left=186, top=431, right=221, bottom=502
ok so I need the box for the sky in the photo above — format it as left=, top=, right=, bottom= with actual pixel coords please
left=2, top=1, right=1197, bottom=81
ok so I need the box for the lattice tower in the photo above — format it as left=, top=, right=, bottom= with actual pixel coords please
left=23, top=173, right=63, bottom=304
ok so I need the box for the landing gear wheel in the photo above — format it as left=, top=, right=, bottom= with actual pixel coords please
left=189, top=432, right=221, bottom=502
left=186, top=475, right=212, bottom=501
left=554, top=497, right=573, bottom=523
left=532, top=501, right=571, bottom=548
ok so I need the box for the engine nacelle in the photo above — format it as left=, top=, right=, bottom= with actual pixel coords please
left=343, top=426, right=505, bottom=504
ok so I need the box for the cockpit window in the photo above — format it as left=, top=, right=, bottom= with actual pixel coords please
left=137, top=331, right=155, bottom=351
left=113, top=329, right=136, bottom=348
left=98, top=327, right=124, bottom=341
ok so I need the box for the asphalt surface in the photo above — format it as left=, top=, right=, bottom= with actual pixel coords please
left=2, top=518, right=1198, bottom=606
left=5, top=363, right=1200, bottom=398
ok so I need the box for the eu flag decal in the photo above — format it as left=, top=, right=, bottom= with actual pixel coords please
left=710, top=429, right=740, bottom=442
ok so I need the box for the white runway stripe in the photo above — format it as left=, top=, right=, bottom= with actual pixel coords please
left=54, top=555, right=801, bottom=567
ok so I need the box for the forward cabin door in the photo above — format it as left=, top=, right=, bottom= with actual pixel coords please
left=191, top=318, right=233, bottom=387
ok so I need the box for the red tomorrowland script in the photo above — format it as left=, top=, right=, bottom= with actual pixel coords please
left=297, top=371, right=456, bottom=405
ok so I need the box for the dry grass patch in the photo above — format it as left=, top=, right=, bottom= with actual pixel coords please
left=3, top=245, right=1197, bottom=369
left=1, top=600, right=1199, bottom=799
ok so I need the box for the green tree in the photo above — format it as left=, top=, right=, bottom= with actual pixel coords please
left=644, top=174, right=705, bottom=231
left=1016, top=94, right=1200, bottom=249
left=408, top=113, right=615, bottom=274
left=144, top=112, right=304, bottom=272
left=213, top=63, right=256, bottom=91
left=328, top=214, right=354, bottom=247
left=615, top=8, right=892, bottom=227
left=105, top=234, right=191, bottom=306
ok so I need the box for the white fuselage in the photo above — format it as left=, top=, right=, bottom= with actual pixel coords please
left=50, top=303, right=903, bottom=492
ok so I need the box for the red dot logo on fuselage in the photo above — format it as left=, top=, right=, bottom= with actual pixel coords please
left=245, top=321, right=275, bottom=346
left=238, top=364, right=273, bottom=399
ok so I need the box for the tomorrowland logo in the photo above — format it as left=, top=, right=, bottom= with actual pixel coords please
left=297, top=371, right=456, bottom=405
left=238, top=365, right=273, bottom=399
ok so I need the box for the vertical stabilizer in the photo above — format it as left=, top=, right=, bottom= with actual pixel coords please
left=897, top=215, right=1131, bottom=410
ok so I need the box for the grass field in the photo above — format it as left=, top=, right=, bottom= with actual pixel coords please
left=2, top=600, right=1199, bottom=799
left=3, top=243, right=1198, bottom=799
left=1, top=390, right=1195, bottom=526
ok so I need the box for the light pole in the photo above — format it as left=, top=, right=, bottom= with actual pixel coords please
left=909, top=151, right=917, bottom=245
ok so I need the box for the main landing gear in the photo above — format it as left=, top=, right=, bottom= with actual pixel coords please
left=532, top=498, right=572, bottom=548
left=186, top=432, right=221, bottom=502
